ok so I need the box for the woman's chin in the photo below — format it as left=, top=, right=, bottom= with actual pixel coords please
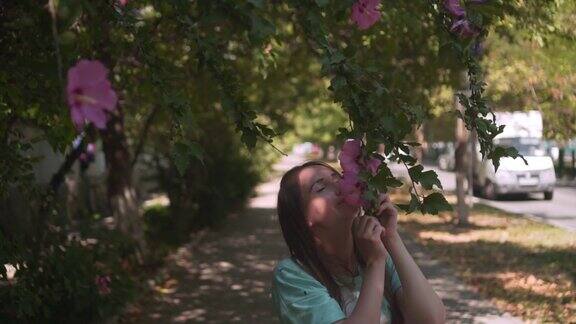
left=340, top=203, right=360, bottom=218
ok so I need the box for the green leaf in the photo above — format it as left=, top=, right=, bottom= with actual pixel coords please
left=172, top=143, right=190, bottom=176
left=247, top=0, right=264, bottom=8
left=315, top=0, right=330, bottom=7
left=259, top=124, right=276, bottom=138
left=249, top=14, right=276, bottom=45
left=241, top=130, right=257, bottom=149
left=488, top=146, right=527, bottom=172
left=329, top=76, right=347, bottom=92
left=420, top=192, right=452, bottom=214
left=362, top=189, right=377, bottom=203
left=372, top=167, right=403, bottom=191
left=397, top=193, right=420, bottom=214
left=397, top=154, right=417, bottom=165
left=328, top=51, right=346, bottom=65
left=172, top=141, right=204, bottom=176
left=408, top=165, right=443, bottom=190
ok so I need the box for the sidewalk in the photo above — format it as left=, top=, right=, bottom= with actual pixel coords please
left=131, top=155, right=524, bottom=323
left=556, top=177, right=576, bottom=187
left=400, top=233, right=522, bottom=323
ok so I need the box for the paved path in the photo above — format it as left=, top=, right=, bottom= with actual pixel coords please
left=133, top=155, right=523, bottom=323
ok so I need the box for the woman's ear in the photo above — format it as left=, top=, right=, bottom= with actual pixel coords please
left=305, top=204, right=316, bottom=227
left=306, top=212, right=315, bottom=227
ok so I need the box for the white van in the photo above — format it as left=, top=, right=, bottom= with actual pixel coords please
left=474, top=111, right=556, bottom=200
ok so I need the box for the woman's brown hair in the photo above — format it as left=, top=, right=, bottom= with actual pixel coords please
left=276, top=160, right=402, bottom=321
left=277, top=161, right=345, bottom=304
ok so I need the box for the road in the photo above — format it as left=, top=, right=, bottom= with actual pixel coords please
left=390, top=163, right=576, bottom=232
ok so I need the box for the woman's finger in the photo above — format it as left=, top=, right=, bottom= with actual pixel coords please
left=352, top=216, right=362, bottom=234
left=378, top=202, right=397, bottom=218
left=369, top=220, right=380, bottom=235
left=380, top=226, right=387, bottom=240
left=364, top=217, right=379, bottom=235
left=359, top=216, right=371, bottom=234
left=374, top=224, right=386, bottom=241
left=378, top=193, right=391, bottom=206
left=356, top=216, right=368, bottom=235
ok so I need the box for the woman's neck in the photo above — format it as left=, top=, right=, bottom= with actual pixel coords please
left=316, top=226, right=357, bottom=276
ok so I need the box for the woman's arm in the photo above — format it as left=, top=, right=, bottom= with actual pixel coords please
left=377, top=194, right=446, bottom=324
left=336, top=259, right=386, bottom=324
left=384, top=231, right=446, bottom=323
left=336, top=216, right=389, bottom=324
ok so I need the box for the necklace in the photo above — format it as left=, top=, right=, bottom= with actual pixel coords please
left=322, top=254, right=359, bottom=279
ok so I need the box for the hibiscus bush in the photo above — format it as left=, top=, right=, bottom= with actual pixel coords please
left=0, top=228, right=137, bottom=322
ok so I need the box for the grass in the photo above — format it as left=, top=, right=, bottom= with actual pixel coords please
left=394, top=195, right=576, bottom=323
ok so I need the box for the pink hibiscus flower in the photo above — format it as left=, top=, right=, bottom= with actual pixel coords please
left=444, top=0, right=486, bottom=38
left=337, top=139, right=383, bottom=207
left=350, top=0, right=381, bottom=30
left=79, top=142, right=96, bottom=164
left=444, top=0, right=466, bottom=17
left=339, top=171, right=365, bottom=207
left=67, top=60, right=118, bottom=130
left=339, top=139, right=363, bottom=174
left=365, top=157, right=381, bottom=176
left=95, top=275, right=111, bottom=295
left=450, top=19, right=480, bottom=38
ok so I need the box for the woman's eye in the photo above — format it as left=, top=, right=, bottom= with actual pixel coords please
left=316, top=186, right=326, bottom=192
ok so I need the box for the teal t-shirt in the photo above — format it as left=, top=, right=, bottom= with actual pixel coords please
left=271, top=255, right=402, bottom=324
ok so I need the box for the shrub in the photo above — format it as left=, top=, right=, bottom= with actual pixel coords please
left=0, top=228, right=137, bottom=323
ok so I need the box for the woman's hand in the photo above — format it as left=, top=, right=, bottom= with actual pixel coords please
left=373, top=193, right=447, bottom=324
left=375, top=193, right=398, bottom=239
left=352, top=216, right=388, bottom=265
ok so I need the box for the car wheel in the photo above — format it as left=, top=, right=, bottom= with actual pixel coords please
left=544, top=191, right=553, bottom=200
left=483, top=181, right=498, bottom=200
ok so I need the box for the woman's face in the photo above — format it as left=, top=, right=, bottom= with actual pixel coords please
left=298, top=165, right=360, bottom=231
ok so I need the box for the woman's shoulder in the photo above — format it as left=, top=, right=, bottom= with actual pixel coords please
left=273, top=257, right=310, bottom=280
left=271, top=258, right=347, bottom=323
left=275, top=257, right=299, bottom=271
left=273, top=257, right=326, bottom=291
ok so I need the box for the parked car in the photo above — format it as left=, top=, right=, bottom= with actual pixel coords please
left=473, top=111, right=556, bottom=200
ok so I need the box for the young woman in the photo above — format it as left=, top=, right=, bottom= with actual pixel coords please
left=271, top=161, right=446, bottom=323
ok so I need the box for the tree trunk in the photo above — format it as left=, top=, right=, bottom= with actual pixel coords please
left=88, top=3, right=147, bottom=259
left=455, top=92, right=470, bottom=226
left=100, top=106, right=147, bottom=259
left=558, top=147, right=565, bottom=178
left=413, top=124, right=427, bottom=163
left=572, top=148, right=576, bottom=178
left=469, top=130, right=477, bottom=199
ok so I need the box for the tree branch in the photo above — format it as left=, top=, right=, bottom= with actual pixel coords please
left=49, top=133, right=86, bottom=192
left=130, top=105, right=160, bottom=168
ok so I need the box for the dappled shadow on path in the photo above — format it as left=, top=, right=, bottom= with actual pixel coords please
left=401, top=215, right=575, bottom=323
left=401, top=232, right=524, bottom=324
left=414, top=237, right=574, bottom=322
left=132, top=206, right=287, bottom=323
